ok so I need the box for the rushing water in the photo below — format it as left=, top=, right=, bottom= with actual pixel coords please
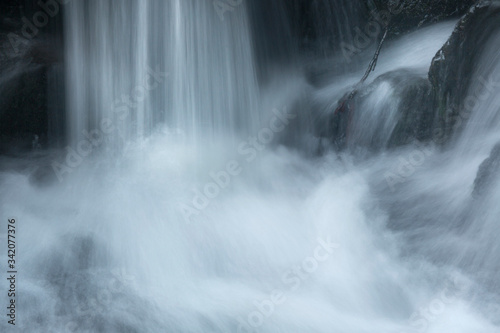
left=1, top=1, right=500, bottom=332
left=64, top=0, right=260, bottom=148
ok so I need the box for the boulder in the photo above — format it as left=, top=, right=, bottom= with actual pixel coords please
left=319, top=69, right=435, bottom=151
left=473, top=143, right=500, bottom=198
left=429, top=0, right=500, bottom=142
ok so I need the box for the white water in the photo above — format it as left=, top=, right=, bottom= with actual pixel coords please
left=1, top=3, right=500, bottom=333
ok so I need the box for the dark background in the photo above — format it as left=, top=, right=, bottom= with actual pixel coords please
left=0, top=0, right=474, bottom=154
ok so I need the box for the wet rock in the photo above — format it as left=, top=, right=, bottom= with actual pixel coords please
left=283, top=0, right=473, bottom=59
left=0, top=62, right=49, bottom=153
left=0, top=1, right=65, bottom=154
left=280, top=0, right=372, bottom=57
left=473, top=143, right=500, bottom=198
left=429, top=0, right=500, bottom=142
left=384, top=72, right=435, bottom=148
left=370, top=0, right=475, bottom=35
left=320, top=69, right=435, bottom=151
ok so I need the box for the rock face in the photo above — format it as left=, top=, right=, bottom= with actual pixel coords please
left=473, top=143, right=500, bottom=198
left=371, top=0, right=475, bottom=35
left=281, top=0, right=474, bottom=56
left=429, top=0, right=500, bottom=142
left=0, top=2, right=65, bottom=154
left=320, top=0, right=500, bottom=152
left=279, top=0, right=372, bottom=57
left=0, top=63, right=49, bottom=153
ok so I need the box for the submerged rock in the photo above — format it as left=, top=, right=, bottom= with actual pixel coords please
left=429, top=0, right=500, bottom=142
left=321, top=69, right=435, bottom=151
left=473, top=143, right=500, bottom=198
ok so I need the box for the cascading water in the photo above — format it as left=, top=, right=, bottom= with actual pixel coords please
left=1, top=1, right=500, bottom=333
left=64, top=0, right=260, bottom=147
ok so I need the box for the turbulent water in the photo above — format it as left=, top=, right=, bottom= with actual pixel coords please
left=1, top=1, right=500, bottom=333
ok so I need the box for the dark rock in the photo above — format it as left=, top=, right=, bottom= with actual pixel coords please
left=370, top=0, right=475, bottom=35
left=280, top=0, right=372, bottom=57
left=0, top=1, right=65, bottom=155
left=0, top=62, right=49, bottom=153
left=319, top=69, right=435, bottom=151
left=429, top=0, right=500, bottom=142
left=282, top=0, right=473, bottom=60
left=386, top=72, right=435, bottom=147
left=473, top=142, right=500, bottom=198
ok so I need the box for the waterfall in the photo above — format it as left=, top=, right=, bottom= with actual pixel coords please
left=64, top=0, right=260, bottom=147
left=1, top=1, right=500, bottom=332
